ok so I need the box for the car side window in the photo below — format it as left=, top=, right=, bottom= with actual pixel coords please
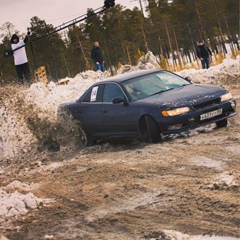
left=103, top=83, right=125, bottom=103
left=82, top=84, right=104, bottom=102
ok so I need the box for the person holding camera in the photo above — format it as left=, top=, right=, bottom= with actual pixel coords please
left=11, top=31, right=31, bottom=85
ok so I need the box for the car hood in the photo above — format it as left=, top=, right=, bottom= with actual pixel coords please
left=139, top=84, right=227, bottom=108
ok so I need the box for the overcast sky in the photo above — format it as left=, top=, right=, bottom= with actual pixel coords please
left=0, top=0, right=142, bottom=34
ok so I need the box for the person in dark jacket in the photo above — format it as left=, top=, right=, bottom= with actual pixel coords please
left=196, top=40, right=212, bottom=69
left=11, top=33, right=31, bottom=85
left=91, top=41, right=105, bottom=72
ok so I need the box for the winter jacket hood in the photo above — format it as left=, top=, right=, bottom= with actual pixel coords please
left=11, top=34, right=19, bottom=44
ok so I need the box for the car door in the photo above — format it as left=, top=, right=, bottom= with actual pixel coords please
left=102, top=83, right=137, bottom=136
left=72, top=84, right=106, bottom=137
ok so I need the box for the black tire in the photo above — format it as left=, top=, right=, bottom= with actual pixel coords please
left=57, top=113, right=94, bottom=147
left=145, top=116, right=162, bottom=143
left=216, top=119, right=228, bottom=128
left=78, top=127, right=94, bottom=147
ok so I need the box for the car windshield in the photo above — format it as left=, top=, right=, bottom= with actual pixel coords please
left=123, top=71, right=191, bottom=100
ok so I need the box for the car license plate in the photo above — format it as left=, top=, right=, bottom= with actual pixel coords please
left=200, top=109, right=222, bottom=120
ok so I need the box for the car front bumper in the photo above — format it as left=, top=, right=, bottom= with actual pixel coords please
left=158, top=99, right=237, bottom=134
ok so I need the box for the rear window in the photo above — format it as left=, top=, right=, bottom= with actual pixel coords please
left=82, top=84, right=105, bottom=102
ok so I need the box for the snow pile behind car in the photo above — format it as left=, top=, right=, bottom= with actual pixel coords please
left=0, top=53, right=239, bottom=161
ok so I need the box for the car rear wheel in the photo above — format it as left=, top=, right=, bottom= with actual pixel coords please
left=216, top=119, right=228, bottom=128
left=78, top=126, right=95, bottom=147
left=145, top=116, right=162, bottom=143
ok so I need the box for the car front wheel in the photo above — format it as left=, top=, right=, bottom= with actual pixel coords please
left=145, top=116, right=162, bottom=143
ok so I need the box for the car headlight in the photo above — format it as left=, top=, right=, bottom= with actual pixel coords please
left=221, top=92, right=232, bottom=102
left=162, top=107, right=190, bottom=117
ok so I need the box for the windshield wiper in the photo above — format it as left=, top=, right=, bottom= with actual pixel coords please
left=152, top=88, right=174, bottom=96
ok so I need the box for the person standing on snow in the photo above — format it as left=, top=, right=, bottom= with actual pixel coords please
left=11, top=32, right=31, bottom=85
left=196, top=40, right=212, bottom=69
left=91, top=41, right=105, bottom=72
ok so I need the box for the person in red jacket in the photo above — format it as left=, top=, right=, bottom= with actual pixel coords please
left=11, top=33, right=31, bottom=85
left=196, top=40, right=212, bottom=69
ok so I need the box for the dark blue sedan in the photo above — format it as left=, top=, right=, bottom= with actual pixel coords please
left=58, top=69, right=237, bottom=145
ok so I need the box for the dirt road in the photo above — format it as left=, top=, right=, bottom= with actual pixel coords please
left=0, top=87, right=239, bottom=240
left=0, top=62, right=240, bottom=240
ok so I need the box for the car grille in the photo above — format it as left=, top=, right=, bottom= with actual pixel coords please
left=192, top=98, right=220, bottom=110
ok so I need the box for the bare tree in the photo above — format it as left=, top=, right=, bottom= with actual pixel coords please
left=0, top=22, right=18, bottom=40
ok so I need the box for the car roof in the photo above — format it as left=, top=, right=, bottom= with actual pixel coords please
left=97, top=69, right=164, bottom=84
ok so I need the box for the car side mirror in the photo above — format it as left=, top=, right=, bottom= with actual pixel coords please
left=112, top=97, right=128, bottom=105
left=184, top=76, right=191, bottom=83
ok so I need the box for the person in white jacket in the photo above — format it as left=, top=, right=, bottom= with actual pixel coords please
left=11, top=33, right=31, bottom=85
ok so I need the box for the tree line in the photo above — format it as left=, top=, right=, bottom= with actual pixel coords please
left=0, top=0, right=239, bottom=85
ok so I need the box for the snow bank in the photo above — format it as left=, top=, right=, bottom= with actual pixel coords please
left=0, top=190, right=41, bottom=218
left=178, top=56, right=240, bottom=86
left=210, top=172, right=239, bottom=190
left=163, top=230, right=240, bottom=240
left=0, top=180, right=52, bottom=225
left=0, top=70, right=109, bottom=159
